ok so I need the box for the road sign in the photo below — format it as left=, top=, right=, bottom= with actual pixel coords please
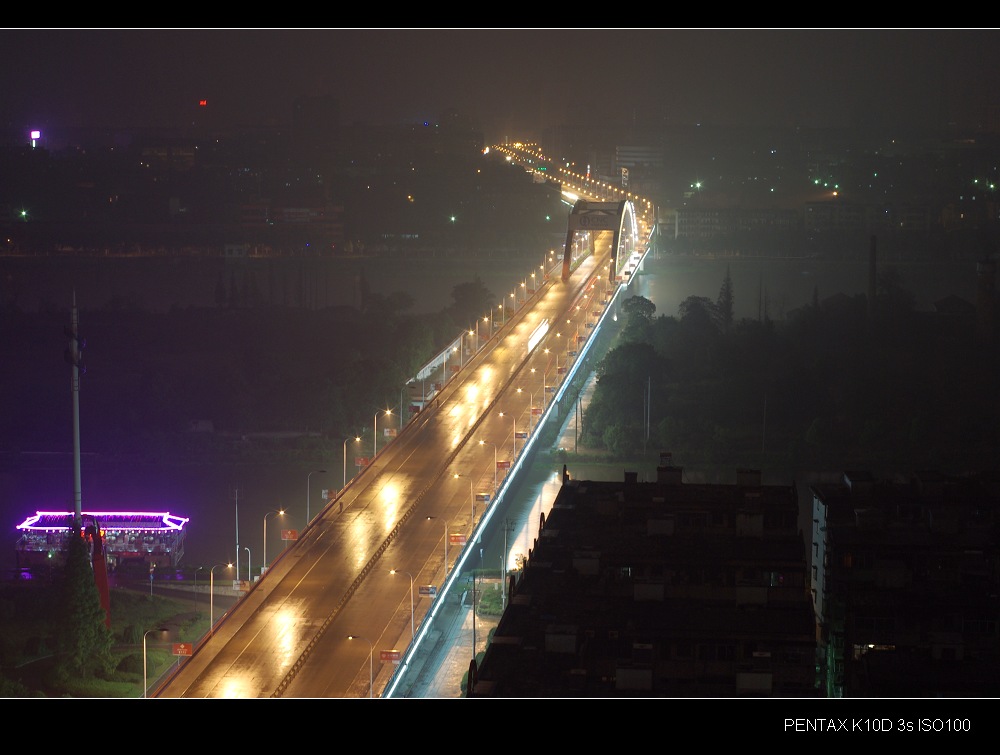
left=531, top=407, right=542, bottom=416
left=515, top=431, right=528, bottom=439
left=281, top=529, right=298, bottom=541
left=172, top=642, right=193, bottom=657
left=356, top=457, right=369, bottom=468
left=449, top=533, right=467, bottom=545
left=475, top=492, right=491, bottom=502
left=380, top=649, right=402, bottom=663
left=497, top=460, right=511, bottom=470
left=418, top=585, right=438, bottom=597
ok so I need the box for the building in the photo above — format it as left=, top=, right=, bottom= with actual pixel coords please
left=811, top=470, right=1000, bottom=697
left=469, top=463, right=817, bottom=697
left=15, top=510, right=190, bottom=572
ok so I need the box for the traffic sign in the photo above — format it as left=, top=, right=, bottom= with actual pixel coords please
left=475, top=492, right=491, bottom=502
left=418, top=585, right=438, bottom=597
left=380, top=649, right=402, bottom=663
left=449, top=533, right=467, bottom=545
left=172, top=642, right=193, bottom=657
left=281, top=529, right=298, bottom=541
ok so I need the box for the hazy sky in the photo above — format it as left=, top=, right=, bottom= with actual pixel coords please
left=3, top=28, right=999, bottom=143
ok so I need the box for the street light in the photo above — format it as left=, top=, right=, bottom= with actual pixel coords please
left=389, top=569, right=415, bottom=640
left=454, top=472, right=474, bottom=520
left=343, top=435, right=360, bottom=490
left=517, top=386, right=535, bottom=431
left=499, top=411, right=517, bottom=456
left=194, top=565, right=203, bottom=590
left=210, top=562, right=233, bottom=634
left=374, top=409, right=392, bottom=457
left=306, top=469, right=326, bottom=527
left=245, top=546, right=251, bottom=583
left=542, top=348, right=550, bottom=405
left=347, top=635, right=374, bottom=698
left=263, top=509, right=284, bottom=571
left=143, top=627, right=168, bottom=698
left=426, top=516, right=451, bottom=578
left=479, top=439, right=498, bottom=492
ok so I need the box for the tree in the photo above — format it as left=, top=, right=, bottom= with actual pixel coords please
left=717, top=264, right=734, bottom=333
left=621, top=294, right=656, bottom=323
left=446, top=276, right=495, bottom=329
left=677, top=295, right=717, bottom=329
left=54, top=524, right=114, bottom=679
left=620, top=295, right=656, bottom=342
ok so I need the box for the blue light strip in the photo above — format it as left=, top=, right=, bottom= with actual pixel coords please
left=383, top=241, right=651, bottom=698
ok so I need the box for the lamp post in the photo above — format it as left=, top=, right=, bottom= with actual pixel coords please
left=517, top=386, right=535, bottom=431
left=479, top=439, right=498, bottom=492
left=500, top=411, right=517, bottom=456
left=143, top=627, right=169, bottom=698
left=347, top=635, right=374, bottom=698
left=484, top=313, right=491, bottom=339
left=373, top=409, right=392, bottom=457
left=263, top=509, right=283, bottom=571
left=210, top=562, right=232, bottom=634
left=426, top=516, right=450, bottom=578
left=306, top=469, right=326, bottom=527
left=542, top=348, right=550, bottom=406
left=454, top=472, right=474, bottom=521
left=389, top=569, right=415, bottom=639
left=193, top=565, right=203, bottom=591
left=343, top=435, right=360, bottom=490
left=244, top=546, right=251, bottom=583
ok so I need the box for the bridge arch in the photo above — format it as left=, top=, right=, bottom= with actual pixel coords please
left=561, top=199, right=638, bottom=283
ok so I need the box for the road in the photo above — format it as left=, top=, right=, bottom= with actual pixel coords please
left=154, top=234, right=616, bottom=698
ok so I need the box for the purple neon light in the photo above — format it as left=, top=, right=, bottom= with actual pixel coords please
left=16, top=511, right=189, bottom=532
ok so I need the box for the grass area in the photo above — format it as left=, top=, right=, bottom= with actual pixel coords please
left=0, top=580, right=209, bottom=698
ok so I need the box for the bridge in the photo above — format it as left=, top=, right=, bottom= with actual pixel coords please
left=153, top=146, right=655, bottom=698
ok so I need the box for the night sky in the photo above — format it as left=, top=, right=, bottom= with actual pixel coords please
left=3, top=28, right=1000, bottom=144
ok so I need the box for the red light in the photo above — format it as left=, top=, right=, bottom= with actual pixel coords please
left=199, top=99, right=208, bottom=107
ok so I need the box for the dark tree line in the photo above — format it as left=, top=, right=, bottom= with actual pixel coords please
left=0, top=276, right=500, bottom=462
left=580, top=267, right=1000, bottom=478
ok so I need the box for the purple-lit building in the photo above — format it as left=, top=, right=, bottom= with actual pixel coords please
left=15, top=511, right=189, bottom=571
